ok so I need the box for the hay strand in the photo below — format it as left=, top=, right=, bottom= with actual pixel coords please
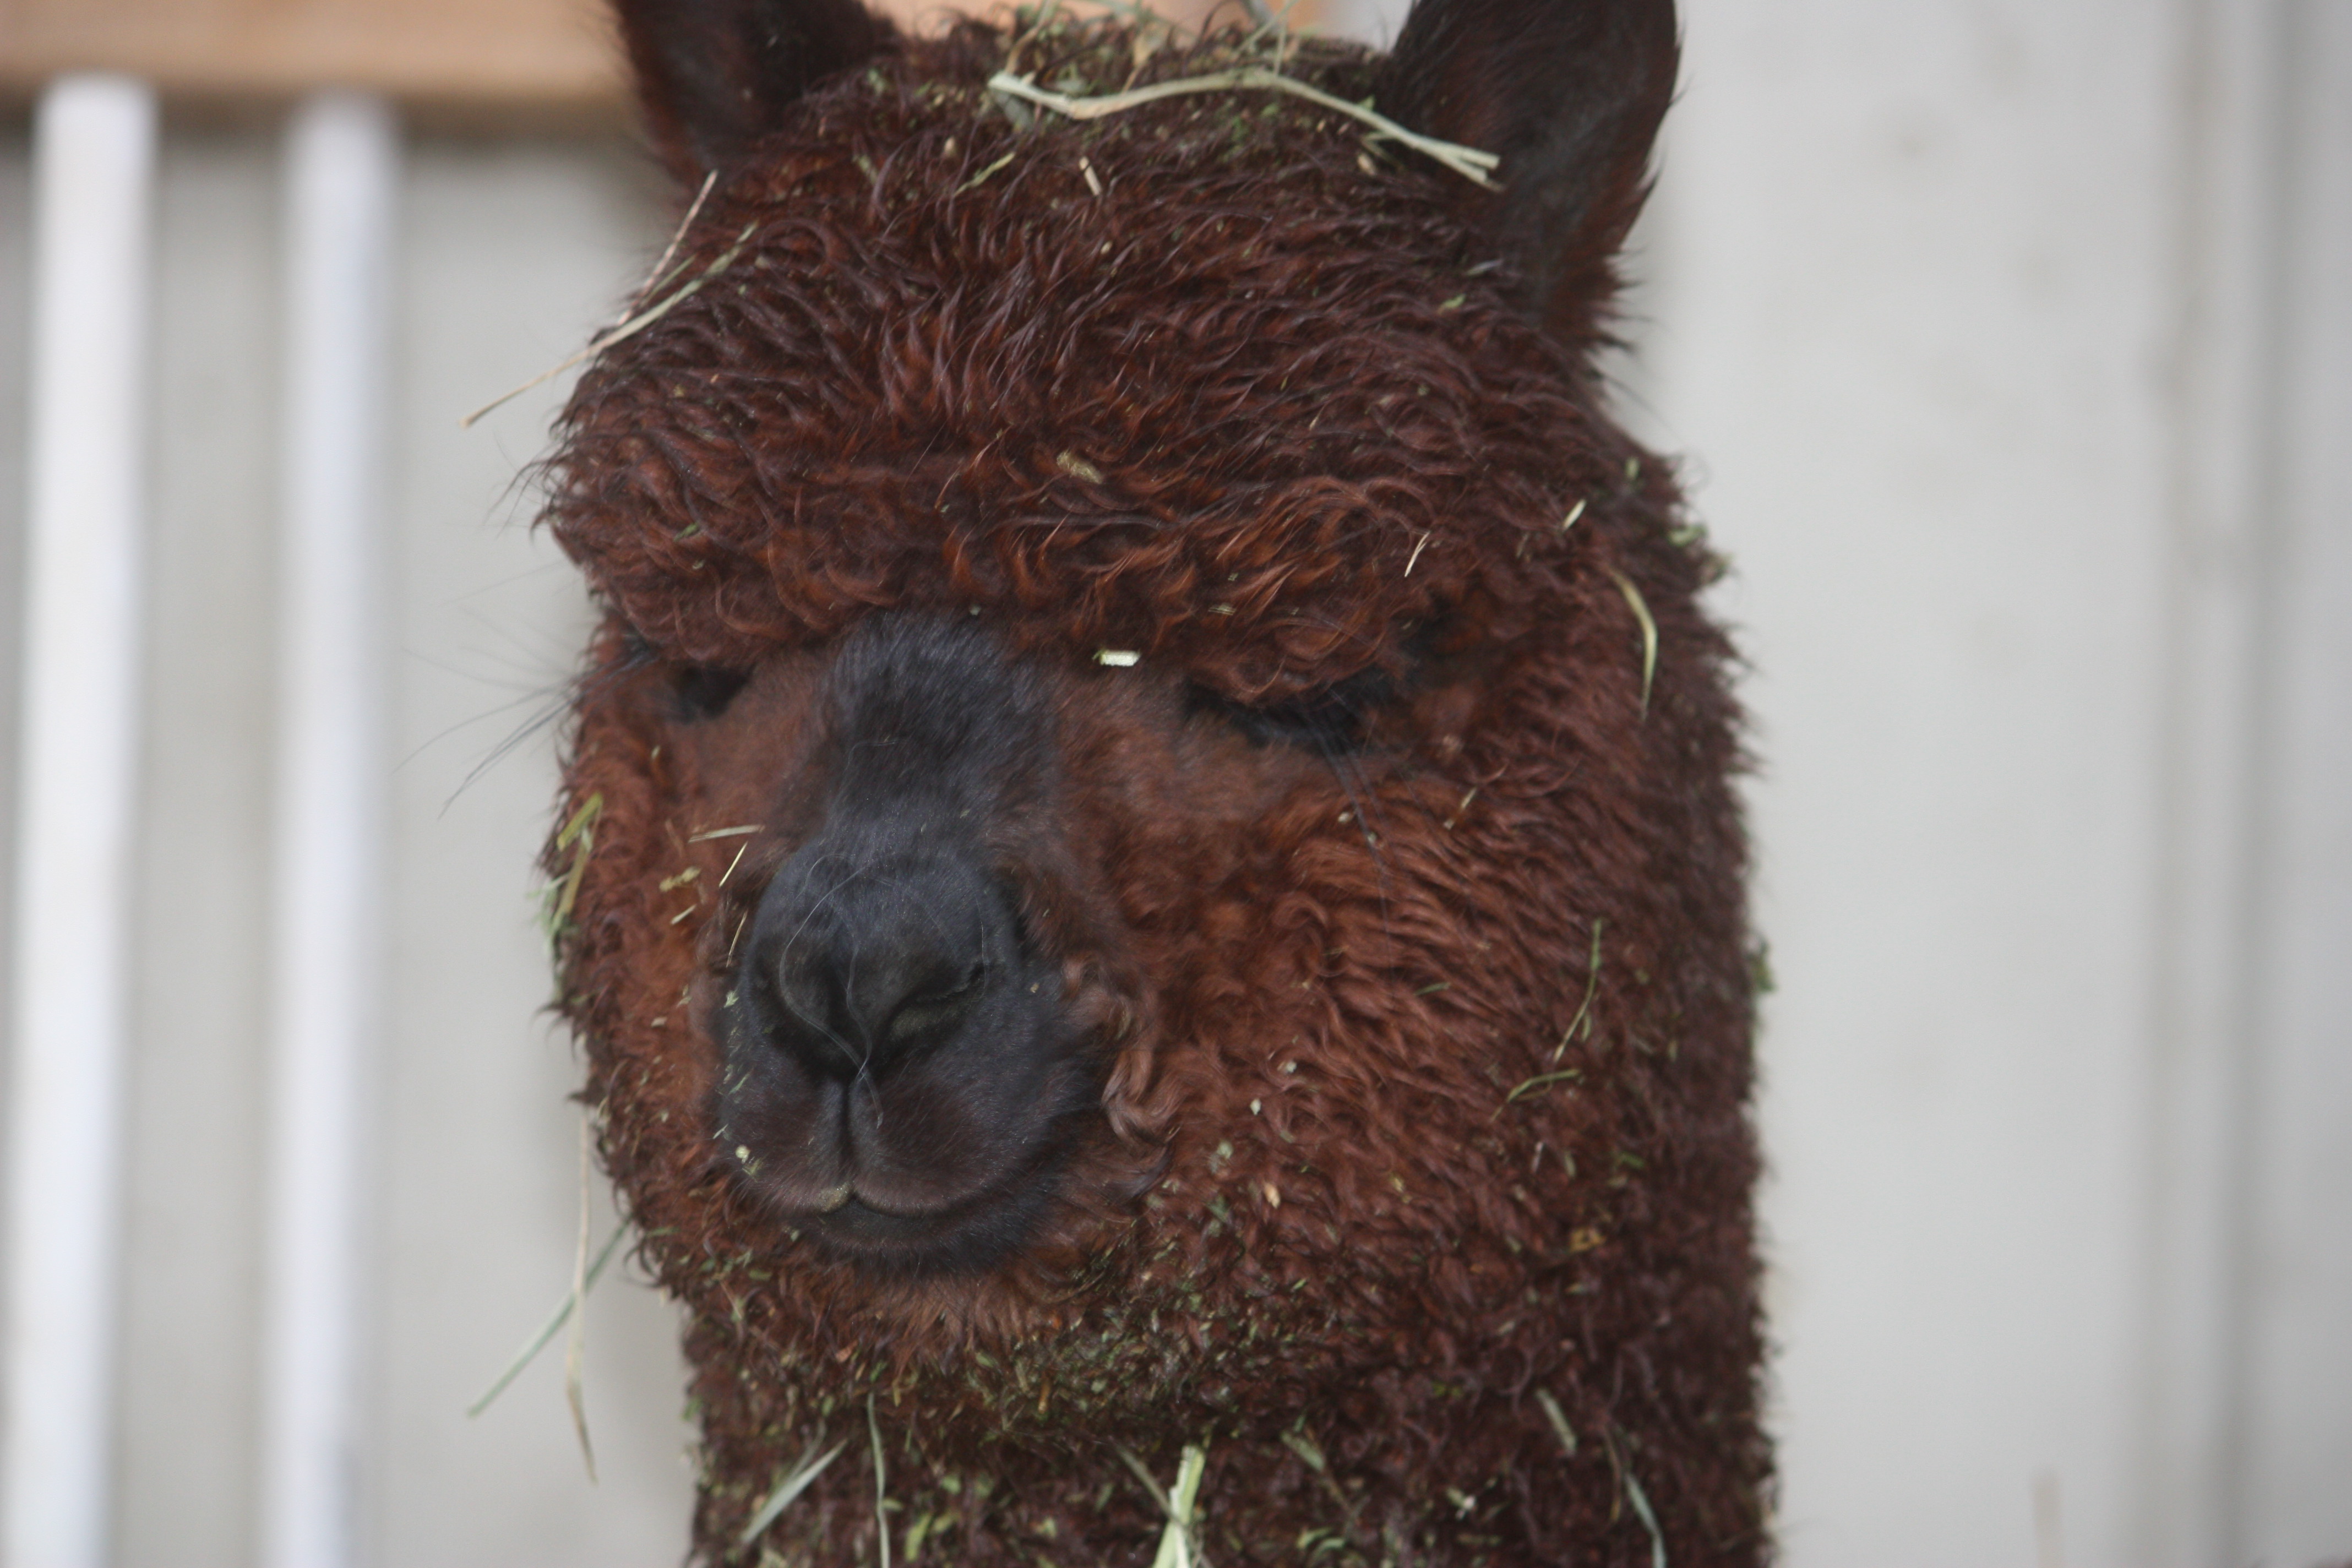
left=637, top=169, right=718, bottom=309
left=959, top=149, right=1019, bottom=192
left=466, top=1221, right=628, bottom=1417
left=461, top=222, right=756, bottom=428
left=867, top=1393, right=891, bottom=1568
left=738, top=1436, right=850, bottom=1547
left=541, top=792, right=604, bottom=950
left=1623, top=1464, right=1668, bottom=1568
left=1535, top=1389, right=1578, bottom=1456
left=1116, top=1446, right=1173, bottom=1517
left=563, top=1115, right=597, bottom=1483
left=1605, top=567, right=1658, bottom=717
left=1498, top=1067, right=1583, bottom=1113
left=986, top=68, right=1500, bottom=188
left=1143, top=1444, right=1210, bottom=1568
left=1550, top=918, right=1605, bottom=1063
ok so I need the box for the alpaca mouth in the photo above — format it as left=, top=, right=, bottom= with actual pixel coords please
left=793, top=1164, right=1066, bottom=1276
left=711, top=950, right=1098, bottom=1277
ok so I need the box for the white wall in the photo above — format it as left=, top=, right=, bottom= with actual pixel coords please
left=2, top=4, right=2348, bottom=1565
left=1635, top=6, right=2350, bottom=1565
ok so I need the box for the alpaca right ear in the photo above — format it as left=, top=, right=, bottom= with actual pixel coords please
left=612, top=0, right=897, bottom=184
left=1377, top=0, right=1676, bottom=349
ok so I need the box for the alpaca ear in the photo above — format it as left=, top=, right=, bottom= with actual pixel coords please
left=611, top=0, right=897, bottom=183
left=1378, top=0, right=1677, bottom=347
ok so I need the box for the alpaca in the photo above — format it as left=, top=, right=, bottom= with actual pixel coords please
left=541, top=0, right=1768, bottom=1561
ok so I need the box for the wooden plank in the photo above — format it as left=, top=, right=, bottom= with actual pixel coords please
left=0, top=0, right=1244, bottom=109
left=0, top=0, right=624, bottom=108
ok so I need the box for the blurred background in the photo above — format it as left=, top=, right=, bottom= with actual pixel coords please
left=0, top=1, right=2343, bottom=1565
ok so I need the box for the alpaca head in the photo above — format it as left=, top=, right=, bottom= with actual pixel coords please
left=544, top=0, right=1766, bottom=1559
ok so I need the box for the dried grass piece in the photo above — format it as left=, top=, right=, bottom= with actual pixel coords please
left=462, top=222, right=756, bottom=428
left=986, top=68, right=1500, bottom=188
left=564, top=1117, right=598, bottom=1482
left=466, top=1221, right=627, bottom=1418
left=1550, top=918, right=1605, bottom=1063
left=1605, top=567, right=1658, bottom=717
left=737, top=1436, right=850, bottom=1547
left=1536, top=1388, right=1578, bottom=1456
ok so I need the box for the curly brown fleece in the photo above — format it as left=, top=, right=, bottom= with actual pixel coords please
left=541, top=6, right=1770, bottom=1564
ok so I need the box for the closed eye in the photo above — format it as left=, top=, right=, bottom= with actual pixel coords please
left=672, top=664, right=752, bottom=721
left=1187, top=667, right=1396, bottom=754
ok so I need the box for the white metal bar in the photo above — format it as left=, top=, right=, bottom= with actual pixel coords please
left=2130, top=5, right=2292, bottom=1564
left=259, top=90, right=400, bottom=1568
left=2235, top=3, right=2352, bottom=1555
left=2, top=73, right=157, bottom=1568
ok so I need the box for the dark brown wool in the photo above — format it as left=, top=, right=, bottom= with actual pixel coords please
left=541, top=0, right=1768, bottom=1561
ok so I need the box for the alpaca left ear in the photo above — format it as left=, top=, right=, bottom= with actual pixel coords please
left=1378, top=0, right=1677, bottom=348
left=611, top=0, right=897, bottom=185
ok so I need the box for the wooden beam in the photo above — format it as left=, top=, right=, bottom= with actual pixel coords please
left=0, top=0, right=623, bottom=109
left=0, top=0, right=1253, bottom=111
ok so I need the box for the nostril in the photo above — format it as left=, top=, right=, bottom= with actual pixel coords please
left=883, top=960, right=988, bottom=1047
left=757, top=959, right=865, bottom=1075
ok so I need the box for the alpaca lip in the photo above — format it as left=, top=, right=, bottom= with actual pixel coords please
left=821, top=1194, right=932, bottom=1229
left=803, top=1186, right=1016, bottom=1269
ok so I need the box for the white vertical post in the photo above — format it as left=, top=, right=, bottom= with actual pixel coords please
left=2131, top=6, right=2293, bottom=1562
left=259, top=91, right=400, bottom=1568
left=2, top=74, right=157, bottom=1568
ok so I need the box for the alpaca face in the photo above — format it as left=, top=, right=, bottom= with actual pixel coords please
left=543, top=0, right=1771, bottom=1559
left=664, top=597, right=1495, bottom=1280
